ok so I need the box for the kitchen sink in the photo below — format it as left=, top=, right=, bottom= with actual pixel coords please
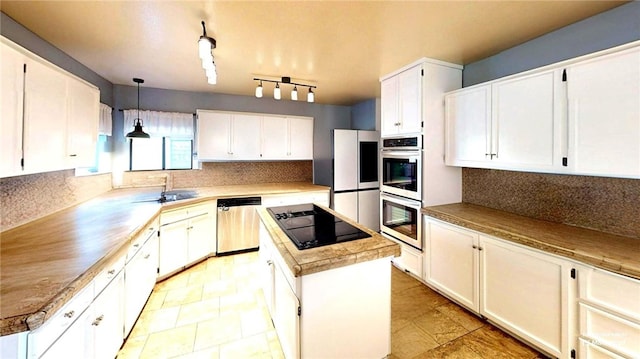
left=132, top=190, right=198, bottom=203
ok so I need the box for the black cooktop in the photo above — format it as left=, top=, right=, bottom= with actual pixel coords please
left=267, top=204, right=371, bottom=250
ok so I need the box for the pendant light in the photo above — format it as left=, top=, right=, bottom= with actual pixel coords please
left=274, top=82, right=281, bottom=100
left=253, top=76, right=316, bottom=102
left=126, top=78, right=150, bottom=138
left=291, top=85, right=298, bottom=101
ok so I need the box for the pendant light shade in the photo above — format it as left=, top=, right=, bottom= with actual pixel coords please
left=274, top=82, right=281, bottom=100
left=307, top=87, right=314, bottom=103
left=126, top=78, right=150, bottom=139
left=291, top=85, right=298, bottom=101
left=255, top=81, right=263, bottom=98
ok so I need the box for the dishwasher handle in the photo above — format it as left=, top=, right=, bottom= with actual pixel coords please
left=217, top=197, right=262, bottom=208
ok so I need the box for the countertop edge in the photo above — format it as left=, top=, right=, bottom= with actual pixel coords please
left=257, top=206, right=400, bottom=277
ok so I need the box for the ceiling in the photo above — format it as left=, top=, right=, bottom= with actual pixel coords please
left=1, top=1, right=627, bottom=106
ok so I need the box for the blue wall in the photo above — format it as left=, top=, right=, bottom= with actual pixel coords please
left=113, top=85, right=351, bottom=187
left=351, top=99, right=377, bottom=131
left=463, top=1, right=640, bottom=86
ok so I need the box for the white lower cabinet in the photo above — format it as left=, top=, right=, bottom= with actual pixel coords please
left=30, top=262, right=126, bottom=359
left=159, top=202, right=215, bottom=278
left=576, top=265, right=640, bottom=358
left=424, top=219, right=479, bottom=312
left=259, top=219, right=392, bottom=359
left=389, top=238, right=423, bottom=279
left=480, top=235, right=570, bottom=358
left=424, top=216, right=571, bottom=358
left=124, top=224, right=159, bottom=337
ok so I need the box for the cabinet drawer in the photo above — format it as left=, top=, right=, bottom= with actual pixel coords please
left=579, top=302, right=640, bottom=358
left=94, top=254, right=125, bottom=297
left=578, top=267, right=640, bottom=320
left=28, top=282, right=94, bottom=358
left=578, top=338, right=626, bottom=359
left=161, top=202, right=212, bottom=225
left=127, top=219, right=158, bottom=262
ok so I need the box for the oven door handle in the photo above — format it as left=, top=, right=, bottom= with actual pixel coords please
left=381, top=150, right=421, bottom=158
left=380, top=193, right=422, bottom=208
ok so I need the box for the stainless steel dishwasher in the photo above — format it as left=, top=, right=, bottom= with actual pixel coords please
left=216, top=197, right=262, bottom=254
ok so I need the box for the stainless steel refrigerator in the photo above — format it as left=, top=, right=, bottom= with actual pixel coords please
left=332, top=129, right=380, bottom=231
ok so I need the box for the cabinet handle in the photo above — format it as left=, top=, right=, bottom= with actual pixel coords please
left=92, top=315, right=104, bottom=326
left=133, top=243, right=140, bottom=248
left=267, top=260, right=273, bottom=266
left=472, top=245, right=477, bottom=249
left=64, top=310, right=75, bottom=318
left=69, top=154, right=77, bottom=157
left=478, top=247, right=483, bottom=251
left=107, top=269, right=116, bottom=275
left=144, top=254, right=151, bottom=259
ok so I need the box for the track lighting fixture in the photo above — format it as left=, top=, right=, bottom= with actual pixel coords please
left=198, top=21, right=217, bottom=85
left=253, top=76, right=316, bottom=102
left=126, top=78, right=150, bottom=138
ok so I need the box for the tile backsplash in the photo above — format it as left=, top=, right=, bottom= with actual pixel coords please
left=462, top=168, right=640, bottom=239
left=1, top=161, right=313, bottom=232
left=1, top=171, right=112, bottom=232
left=118, top=161, right=313, bottom=188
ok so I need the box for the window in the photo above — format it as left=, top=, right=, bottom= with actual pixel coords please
left=124, top=110, right=194, bottom=171
left=129, top=137, right=193, bottom=170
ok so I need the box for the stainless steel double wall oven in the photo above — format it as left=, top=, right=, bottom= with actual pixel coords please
left=380, top=136, right=423, bottom=250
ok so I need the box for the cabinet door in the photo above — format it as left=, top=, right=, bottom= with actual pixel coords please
left=424, top=219, right=479, bottom=312
left=231, top=114, right=261, bottom=159
left=41, top=307, right=91, bottom=359
left=259, top=222, right=275, bottom=315
left=124, top=235, right=159, bottom=337
left=492, top=70, right=559, bottom=170
left=332, top=129, right=358, bottom=191
left=480, top=235, right=568, bottom=358
left=273, top=264, right=300, bottom=359
left=92, top=270, right=124, bottom=359
left=67, top=78, right=99, bottom=168
left=158, top=220, right=188, bottom=277
left=391, top=241, right=423, bottom=279
left=187, top=213, right=214, bottom=264
left=288, top=117, right=313, bottom=160
left=0, top=42, right=24, bottom=177
left=445, top=85, right=492, bottom=167
left=567, top=47, right=640, bottom=178
left=197, top=111, right=231, bottom=160
left=381, top=76, right=399, bottom=137
left=23, top=57, right=68, bottom=174
left=398, top=64, right=422, bottom=135
left=261, top=115, right=288, bottom=159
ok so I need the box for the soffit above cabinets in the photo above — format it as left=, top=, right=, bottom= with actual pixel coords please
left=0, top=1, right=627, bottom=105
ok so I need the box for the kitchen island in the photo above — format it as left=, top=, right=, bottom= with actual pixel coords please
left=256, top=204, right=400, bottom=359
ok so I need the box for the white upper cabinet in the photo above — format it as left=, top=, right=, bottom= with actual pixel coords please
left=491, top=70, right=561, bottom=169
left=0, top=41, right=24, bottom=177
left=196, top=111, right=232, bottom=160
left=445, top=41, right=640, bottom=179
left=446, top=69, right=561, bottom=172
left=381, top=63, right=423, bottom=137
left=566, top=46, right=640, bottom=178
left=262, top=116, right=313, bottom=160
left=197, top=110, right=313, bottom=161
left=23, top=56, right=69, bottom=174
left=261, top=115, right=289, bottom=159
left=1, top=37, right=100, bottom=178
left=445, top=85, right=492, bottom=166
left=231, top=113, right=262, bottom=159
left=66, top=78, right=100, bottom=168
left=287, top=117, right=313, bottom=160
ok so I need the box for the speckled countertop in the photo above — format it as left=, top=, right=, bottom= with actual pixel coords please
left=0, top=182, right=329, bottom=336
left=422, top=203, right=640, bottom=280
left=256, top=205, right=400, bottom=277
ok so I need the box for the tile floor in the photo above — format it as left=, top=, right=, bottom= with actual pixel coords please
left=117, top=251, right=546, bottom=359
